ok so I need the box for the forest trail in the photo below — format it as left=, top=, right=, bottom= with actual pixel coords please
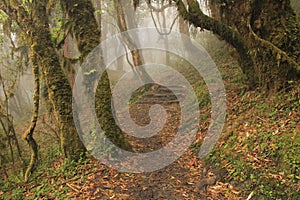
left=57, top=84, right=242, bottom=199
left=5, top=53, right=299, bottom=200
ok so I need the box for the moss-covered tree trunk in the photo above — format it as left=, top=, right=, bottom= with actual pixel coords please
left=176, top=0, right=300, bottom=91
left=219, top=0, right=300, bottom=91
left=176, top=0, right=258, bottom=88
left=62, top=0, right=130, bottom=150
left=7, top=1, right=86, bottom=160
left=22, top=52, right=39, bottom=182
left=30, top=3, right=85, bottom=160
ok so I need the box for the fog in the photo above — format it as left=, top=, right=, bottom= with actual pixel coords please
left=0, top=0, right=218, bottom=123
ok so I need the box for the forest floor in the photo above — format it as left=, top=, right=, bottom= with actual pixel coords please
left=1, top=44, right=299, bottom=200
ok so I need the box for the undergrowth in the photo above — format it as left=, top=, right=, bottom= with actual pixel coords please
left=202, top=45, right=300, bottom=199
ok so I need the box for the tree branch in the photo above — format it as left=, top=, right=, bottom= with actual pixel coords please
left=248, top=24, right=300, bottom=71
left=22, top=53, right=40, bottom=182
left=175, top=0, right=258, bottom=87
left=146, top=1, right=174, bottom=12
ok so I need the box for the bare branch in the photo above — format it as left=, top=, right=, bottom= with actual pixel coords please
left=146, top=1, right=175, bottom=12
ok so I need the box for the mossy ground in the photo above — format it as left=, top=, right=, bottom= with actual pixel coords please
left=202, top=44, right=300, bottom=199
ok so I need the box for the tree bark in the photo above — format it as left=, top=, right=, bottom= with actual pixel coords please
left=176, top=0, right=258, bottom=88
left=22, top=52, right=39, bottom=182
left=5, top=0, right=86, bottom=160
left=114, top=0, right=154, bottom=83
left=62, top=0, right=130, bottom=150
left=175, top=0, right=300, bottom=91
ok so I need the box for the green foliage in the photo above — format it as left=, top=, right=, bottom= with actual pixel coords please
left=11, top=187, right=24, bottom=200
left=95, top=9, right=103, bottom=15
left=205, top=84, right=300, bottom=199
left=0, top=10, right=8, bottom=22
left=48, top=1, right=68, bottom=45
left=84, top=69, right=97, bottom=76
left=0, top=141, right=89, bottom=199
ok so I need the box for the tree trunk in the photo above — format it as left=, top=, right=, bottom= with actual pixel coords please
left=0, top=0, right=86, bottom=161
left=114, top=0, right=154, bottom=83
left=217, top=0, right=300, bottom=91
left=176, top=0, right=258, bottom=88
left=62, top=0, right=130, bottom=150
left=24, top=2, right=86, bottom=160
left=22, top=53, right=39, bottom=182
left=176, top=0, right=300, bottom=91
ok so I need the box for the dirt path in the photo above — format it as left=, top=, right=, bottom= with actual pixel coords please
left=64, top=85, right=242, bottom=199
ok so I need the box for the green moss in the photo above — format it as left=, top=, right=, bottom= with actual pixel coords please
left=204, top=84, right=300, bottom=198
left=61, top=0, right=130, bottom=152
